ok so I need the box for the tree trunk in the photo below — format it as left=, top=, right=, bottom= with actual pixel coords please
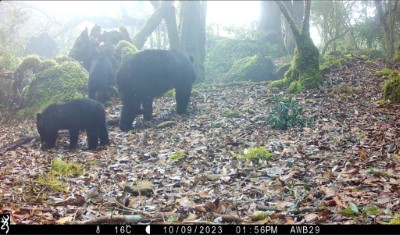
left=282, top=0, right=303, bottom=54
left=374, top=0, right=398, bottom=60
left=269, top=0, right=321, bottom=92
left=163, top=2, right=180, bottom=50
left=259, top=1, right=286, bottom=55
left=179, top=1, right=207, bottom=82
left=132, top=4, right=163, bottom=49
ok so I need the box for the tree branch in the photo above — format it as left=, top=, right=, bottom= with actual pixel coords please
left=301, top=0, right=311, bottom=35
left=275, top=1, right=301, bottom=39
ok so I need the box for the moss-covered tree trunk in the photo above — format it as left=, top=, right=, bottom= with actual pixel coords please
left=269, top=0, right=321, bottom=93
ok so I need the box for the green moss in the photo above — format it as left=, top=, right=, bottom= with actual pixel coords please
left=169, top=151, right=185, bottom=160
left=268, top=36, right=321, bottom=91
left=288, top=81, right=303, bottom=93
left=320, top=55, right=348, bottom=73
left=393, top=43, right=400, bottom=62
left=381, top=73, right=400, bottom=103
left=164, top=89, right=176, bottom=98
left=51, top=157, right=84, bottom=177
left=389, top=214, right=400, bottom=224
left=274, top=63, right=291, bottom=80
left=222, top=55, right=274, bottom=82
left=39, top=59, right=57, bottom=72
left=114, top=40, right=138, bottom=63
left=236, top=146, right=272, bottom=161
left=268, top=78, right=289, bottom=89
left=375, top=68, right=393, bottom=77
left=14, top=55, right=42, bottom=77
left=222, top=110, right=240, bottom=118
left=37, top=173, right=68, bottom=193
left=17, top=60, right=88, bottom=119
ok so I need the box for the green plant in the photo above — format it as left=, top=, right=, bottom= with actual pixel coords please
left=267, top=95, right=313, bottom=129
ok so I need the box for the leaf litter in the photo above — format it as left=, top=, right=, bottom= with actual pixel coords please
left=1, top=58, right=400, bottom=225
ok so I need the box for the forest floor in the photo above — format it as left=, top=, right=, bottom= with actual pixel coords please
left=1, top=58, right=400, bottom=225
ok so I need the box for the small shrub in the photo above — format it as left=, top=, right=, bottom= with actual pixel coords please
left=267, top=95, right=313, bottom=129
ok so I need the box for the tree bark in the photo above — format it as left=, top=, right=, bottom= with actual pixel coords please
left=132, top=4, right=163, bottom=49
left=259, top=1, right=286, bottom=55
left=374, top=0, right=398, bottom=60
left=282, top=0, right=303, bottom=54
left=163, top=2, right=180, bottom=50
left=179, top=1, right=207, bottom=82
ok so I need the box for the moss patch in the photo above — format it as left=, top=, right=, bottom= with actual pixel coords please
left=17, top=60, right=88, bottom=119
left=221, top=54, right=274, bottom=82
left=389, top=214, right=400, bottom=224
left=169, top=151, right=186, bottom=161
left=51, top=158, right=84, bottom=177
left=236, top=146, right=273, bottom=161
left=114, top=40, right=138, bottom=63
left=222, top=110, right=240, bottom=118
left=393, top=43, right=400, bottom=62
left=14, top=55, right=42, bottom=78
left=320, top=55, right=349, bottom=74
left=381, top=73, right=400, bottom=103
left=375, top=68, right=394, bottom=77
left=268, top=35, right=321, bottom=92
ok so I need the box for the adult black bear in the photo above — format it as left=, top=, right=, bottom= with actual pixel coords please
left=88, top=55, right=115, bottom=103
left=36, top=99, right=109, bottom=150
left=116, top=49, right=196, bottom=131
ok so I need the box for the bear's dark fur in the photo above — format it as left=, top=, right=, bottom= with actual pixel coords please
left=116, top=49, right=196, bottom=131
left=88, top=55, right=115, bottom=102
left=36, top=99, right=109, bottom=150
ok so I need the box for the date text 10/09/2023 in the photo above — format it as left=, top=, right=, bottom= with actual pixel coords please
left=159, top=225, right=320, bottom=234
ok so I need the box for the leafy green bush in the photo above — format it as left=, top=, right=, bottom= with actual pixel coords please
left=267, top=95, right=313, bottom=129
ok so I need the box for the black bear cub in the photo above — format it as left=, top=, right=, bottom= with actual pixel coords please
left=88, top=55, right=115, bottom=103
left=36, top=99, right=109, bottom=150
left=117, top=49, right=196, bottom=131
